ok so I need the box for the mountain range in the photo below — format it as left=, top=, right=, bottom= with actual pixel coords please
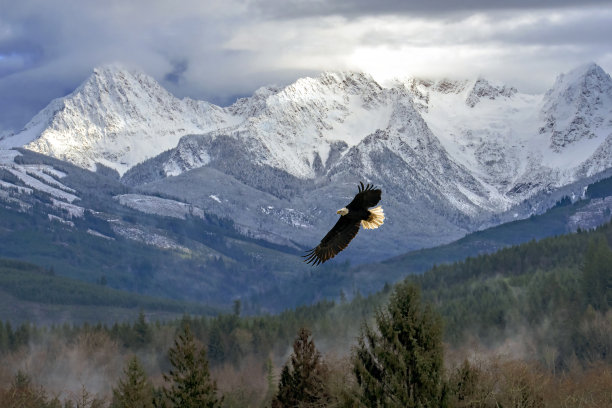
left=0, top=63, right=612, bottom=260
left=3, top=62, right=612, bottom=262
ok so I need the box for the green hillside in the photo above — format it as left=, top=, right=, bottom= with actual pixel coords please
left=0, top=258, right=217, bottom=323
left=368, top=174, right=612, bottom=286
left=357, top=198, right=593, bottom=282
left=0, top=150, right=315, bottom=311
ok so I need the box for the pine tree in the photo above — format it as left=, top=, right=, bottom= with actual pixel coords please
left=272, top=327, right=330, bottom=408
left=163, top=324, right=221, bottom=408
left=71, top=385, right=105, bottom=408
left=353, top=281, right=444, bottom=407
left=0, top=321, right=8, bottom=354
left=111, top=356, right=154, bottom=408
left=5, top=321, right=14, bottom=351
left=261, top=357, right=277, bottom=407
left=133, top=310, right=152, bottom=348
left=0, top=371, right=61, bottom=408
left=582, top=236, right=612, bottom=311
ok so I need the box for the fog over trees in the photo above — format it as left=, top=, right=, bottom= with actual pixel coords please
left=1, top=220, right=612, bottom=406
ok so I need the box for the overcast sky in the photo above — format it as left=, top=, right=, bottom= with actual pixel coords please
left=1, top=0, right=611, bottom=134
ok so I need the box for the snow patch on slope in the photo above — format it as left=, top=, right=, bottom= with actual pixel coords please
left=115, top=194, right=205, bottom=219
left=3, top=166, right=80, bottom=202
left=110, top=220, right=189, bottom=251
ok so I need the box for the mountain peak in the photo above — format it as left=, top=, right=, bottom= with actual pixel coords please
left=85, top=64, right=149, bottom=89
left=465, top=77, right=517, bottom=107
left=541, top=62, right=612, bottom=151
left=228, top=85, right=281, bottom=117
left=561, top=62, right=608, bottom=83
left=547, top=62, right=612, bottom=99
left=92, top=63, right=131, bottom=75
left=287, top=71, right=382, bottom=97
left=319, top=70, right=376, bottom=84
left=13, top=64, right=233, bottom=174
left=78, top=64, right=171, bottom=101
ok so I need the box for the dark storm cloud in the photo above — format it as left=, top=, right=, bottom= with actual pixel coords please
left=0, top=42, right=44, bottom=78
left=250, top=0, right=611, bottom=19
left=164, top=60, right=189, bottom=84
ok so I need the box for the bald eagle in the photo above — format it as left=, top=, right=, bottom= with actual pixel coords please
left=304, top=182, right=384, bottom=265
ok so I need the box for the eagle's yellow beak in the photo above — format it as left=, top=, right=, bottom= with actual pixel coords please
left=337, top=207, right=349, bottom=216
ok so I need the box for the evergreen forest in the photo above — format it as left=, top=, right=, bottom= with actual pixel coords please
left=1, top=216, right=612, bottom=406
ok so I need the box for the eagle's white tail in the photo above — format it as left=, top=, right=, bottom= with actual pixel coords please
left=361, top=206, right=385, bottom=229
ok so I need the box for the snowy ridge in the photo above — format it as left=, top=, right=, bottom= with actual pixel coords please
left=213, top=72, right=395, bottom=179
left=8, top=63, right=612, bottom=196
left=4, top=166, right=80, bottom=203
left=0, top=98, right=66, bottom=148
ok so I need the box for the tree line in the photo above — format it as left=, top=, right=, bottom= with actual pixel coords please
left=2, top=219, right=612, bottom=405
left=0, top=282, right=455, bottom=407
left=2, top=277, right=612, bottom=407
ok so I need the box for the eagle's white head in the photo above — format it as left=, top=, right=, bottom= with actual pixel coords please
left=337, top=207, right=349, bottom=216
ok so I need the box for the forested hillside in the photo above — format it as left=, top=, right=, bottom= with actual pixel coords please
left=0, top=258, right=216, bottom=324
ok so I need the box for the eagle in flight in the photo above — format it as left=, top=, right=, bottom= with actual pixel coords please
left=304, top=182, right=384, bottom=265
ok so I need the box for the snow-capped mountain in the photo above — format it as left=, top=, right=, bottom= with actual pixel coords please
left=406, top=63, right=612, bottom=198
left=0, top=65, right=239, bottom=174
left=2, top=62, right=612, bottom=260
left=161, top=72, right=401, bottom=180
left=541, top=63, right=612, bottom=151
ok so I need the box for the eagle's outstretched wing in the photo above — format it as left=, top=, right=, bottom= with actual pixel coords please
left=303, top=216, right=361, bottom=265
left=346, top=182, right=381, bottom=210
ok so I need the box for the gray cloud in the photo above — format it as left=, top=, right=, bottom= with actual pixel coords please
left=164, top=60, right=189, bottom=84
left=490, top=11, right=612, bottom=47
left=0, top=0, right=611, bottom=134
left=352, top=8, right=612, bottom=48
left=249, top=0, right=612, bottom=19
left=0, top=0, right=252, bottom=132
